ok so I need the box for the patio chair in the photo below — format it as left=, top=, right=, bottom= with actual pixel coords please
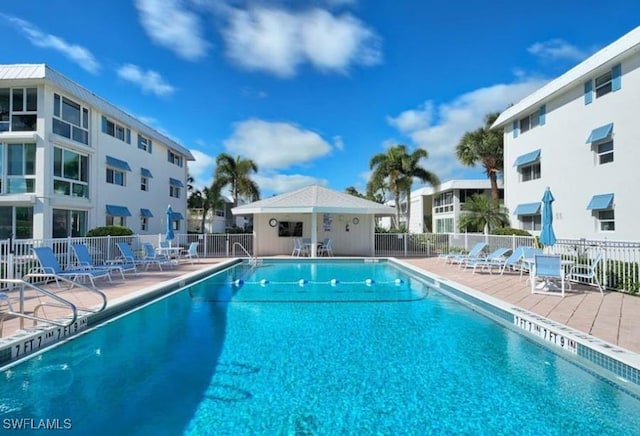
left=71, top=243, right=137, bottom=280
left=521, top=247, right=544, bottom=282
left=142, top=243, right=173, bottom=270
left=30, top=246, right=112, bottom=288
left=180, top=242, right=200, bottom=264
left=292, top=238, right=309, bottom=257
left=317, top=239, right=333, bottom=257
left=116, top=242, right=166, bottom=272
left=463, top=247, right=510, bottom=273
left=531, top=254, right=566, bottom=297
left=565, top=252, right=604, bottom=294
left=440, top=242, right=487, bottom=265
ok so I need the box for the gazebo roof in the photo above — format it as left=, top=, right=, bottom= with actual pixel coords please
left=231, top=185, right=396, bottom=215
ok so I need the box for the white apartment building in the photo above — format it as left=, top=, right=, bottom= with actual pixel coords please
left=493, top=26, right=640, bottom=241
left=0, top=64, right=194, bottom=240
left=380, top=179, right=503, bottom=233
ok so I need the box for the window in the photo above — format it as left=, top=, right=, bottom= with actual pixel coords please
left=138, top=134, right=152, bottom=153
left=140, top=216, right=149, bottom=231
left=53, top=147, right=89, bottom=197
left=0, top=143, right=36, bottom=194
left=435, top=218, right=453, bottom=233
left=434, top=192, right=454, bottom=213
left=167, top=150, right=183, bottom=167
left=107, top=168, right=126, bottom=186
left=0, top=88, right=37, bottom=132
left=517, top=105, right=545, bottom=134
left=141, top=176, right=149, bottom=191
left=589, top=64, right=621, bottom=100
left=459, top=189, right=485, bottom=203
left=521, top=163, right=541, bottom=181
left=52, top=209, right=87, bottom=238
left=597, top=210, right=615, bottom=231
left=0, top=206, right=33, bottom=239
left=597, top=141, right=614, bottom=164
left=595, top=71, right=612, bottom=98
left=106, top=215, right=126, bottom=226
left=521, top=215, right=541, bottom=231
left=169, top=185, right=181, bottom=198
left=278, top=221, right=302, bottom=237
left=102, top=116, right=130, bottom=143
left=53, top=93, right=89, bottom=145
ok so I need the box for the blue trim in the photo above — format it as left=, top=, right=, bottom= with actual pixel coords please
left=539, top=105, right=546, bottom=126
left=140, top=208, right=154, bottom=218
left=106, top=156, right=132, bottom=171
left=106, top=205, right=132, bottom=217
left=611, top=64, right=622, bottom=91
left=513, top=202, right=541, bottom=216
left=586, top=123, right=613, bottom=143
left=586, top=193, right=614, bottom=210
left=169, top=178, right=184, bottom=187
left=126, top=128, right=131, bottom=144
left=101, top=116, right=107, bottom=133
left=584, top=80, right=593, bottom=105
left=512, top=120, right=519, bottom=138
left=141, top=167, right=153, bottom=178
left=513, top=149, right=541, bottom=167
left=148, top=139, right=153, bottom=154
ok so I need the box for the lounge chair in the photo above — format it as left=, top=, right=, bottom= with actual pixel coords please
left=464, top=247, right=511, bottom=273
left=116, top=242, right=166, bottom=271
left=71, top=243, right=137, bottom=280
left=531, top=254, right=566, bottom=297
left=445, top=242, right=488, bottom=266
left=565, top=252, right=604, bottom=294
left=30, top=246, right=112, bottom=288
left=142, top=242, right=173, bottom=270
left=180, top=242, right=200, bottom=264
left=498, top=247, right=526, bottom=276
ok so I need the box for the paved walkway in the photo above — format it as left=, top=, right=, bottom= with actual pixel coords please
left=2, top=256, right=639, bottom=356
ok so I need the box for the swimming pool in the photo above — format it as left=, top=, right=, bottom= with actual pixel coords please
left=1, top=259, right=640, bottom=434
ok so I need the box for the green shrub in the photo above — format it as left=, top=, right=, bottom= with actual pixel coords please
left=85, top=226, right=134, bottom=237
left=490, top=228, right=532, bottom=236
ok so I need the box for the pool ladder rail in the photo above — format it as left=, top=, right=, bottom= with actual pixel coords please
left=232, top=242, right=259, bottom=266
left=0, top=277, right=107, bottom=336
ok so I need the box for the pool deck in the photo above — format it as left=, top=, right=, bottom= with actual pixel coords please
left=1, top=256, right=639, bottom=356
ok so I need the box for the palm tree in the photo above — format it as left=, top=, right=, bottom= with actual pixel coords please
left=456, top=112, right=504, bottom=201
left=457, top=194, right=509, bottom=234
left=213, top=153, right=260, bottom=207
left=368, top=144, right=439, bottom=231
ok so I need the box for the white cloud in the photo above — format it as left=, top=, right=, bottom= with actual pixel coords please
left=117, top=64, right=176, bottom=97
left=3, top=15, right=100, bottom=73
left=223, top=119, right=333, bottom=169
left=387, top=78, right=548, bottom=180
left=254, top=173, right=328, bottom=195
left=134, top=0, right=209, bottom=61
left=527, top=39, right=589, bottom=63
left=222, top=7, right=381, bottom=77
left=188, top=149, right=217, bottom=190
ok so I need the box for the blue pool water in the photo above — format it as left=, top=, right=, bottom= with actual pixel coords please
left=1, top=259, right=640, bottom=435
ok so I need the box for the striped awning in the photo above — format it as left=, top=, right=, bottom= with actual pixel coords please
left=586, top=193, right=614, bottom=210
left=141, top=168, right=153, bottom=178
left=513, top=202, right=541, bottom=216
left=169, top=178, right=184, bottom=187
left=106, top=156, right=131, bottom=171
left=513, top=149, right=541, bottom=167
left=140, top=208, right=154, bottom=218
left=585, top=123, right=613, bottom=143
left=106, top=204, right=131, bottom=216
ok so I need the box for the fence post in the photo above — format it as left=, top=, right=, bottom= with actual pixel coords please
left=404, top=233, right=408, bottom=257
left=602, top=239, right=608, bottom=289
left=225, top=234, right=229, bottom=257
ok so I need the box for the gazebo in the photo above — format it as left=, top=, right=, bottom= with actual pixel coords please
left=231, top=185, right=396, bottom=257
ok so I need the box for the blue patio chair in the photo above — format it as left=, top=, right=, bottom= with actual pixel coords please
left=464, top=247, right=511, bottom=273
left=441, top=242, right=487, bottom=265
left=531, top=254, right=566, bottom=297
left=116, top=242, right=165, bottom=272
left=71, top=243, right=137, bottom=280
left=565, top=252, right=604, bottom=294
left=180, top=242, right=200, bottom=264
left=30, top=246, right=111, bottom=288
left=498, top=247, right=526, bottom=276
left=142, top=242, right=173, bottom=270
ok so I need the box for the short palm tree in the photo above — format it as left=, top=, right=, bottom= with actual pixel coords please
left=368, top=145, right=439, bottom=230
left=456, top=112, right=504, bottom=201
left=457, top=194, right=510, bottom=234
left=195, top=184, right=225, bottom=233
left=214, top=153, right=260, bottom=207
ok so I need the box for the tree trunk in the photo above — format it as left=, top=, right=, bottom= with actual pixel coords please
left=394, top=194, right=401, bottom=230
left=405, top=191, right=411, bottom=233
left=489, top=171, right=499, bottom=202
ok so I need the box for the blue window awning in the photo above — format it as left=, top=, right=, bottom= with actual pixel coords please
left=106, top=204, right=132, bottom=216
left=586, top=193, right=614, bottom=210
left=513, top=149, right=541, bottom=167
left=106, top=156, right=132, bottom=171
left=172, top=212, right=184, bottom=220
left=141, top=168, right=153, bottom=178
left=513, top=202, right=541, bottom=216
left=169, top=178, right=184, bottom=187
left=140, top=208, right=154, bottom=218
left=585, top=123, right=613, bottom=143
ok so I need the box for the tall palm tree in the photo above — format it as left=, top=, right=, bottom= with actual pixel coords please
left=213, top=153, right=260, bottom=207
left=456, top=112, right=504, bottom=201
left=457, top=194, right=510, bottom=234
left=368, top=144, right=439, bottom=231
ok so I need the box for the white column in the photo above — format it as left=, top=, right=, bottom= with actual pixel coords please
left=310, top=213, right=318, bottom=257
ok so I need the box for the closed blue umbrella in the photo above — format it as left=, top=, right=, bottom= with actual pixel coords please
left=165, top=205, right=175, bottom=243
left=540, top=188, right=556, bottom=248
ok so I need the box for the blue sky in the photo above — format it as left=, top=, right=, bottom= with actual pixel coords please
left=2, top=1, right=640, bottom=198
